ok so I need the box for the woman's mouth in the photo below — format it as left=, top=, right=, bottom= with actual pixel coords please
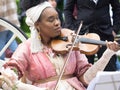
left=55, top=27, right=61, bottom=32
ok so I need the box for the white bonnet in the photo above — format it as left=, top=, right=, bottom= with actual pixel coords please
left=25, top=1, right=52, bottom=53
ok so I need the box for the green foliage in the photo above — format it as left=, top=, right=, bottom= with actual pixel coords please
left=16, top=0, right=30, bottom=38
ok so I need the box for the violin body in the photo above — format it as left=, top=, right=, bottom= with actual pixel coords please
left=51, top=29, right=101, bottom=55
left=79, top=32, right=100, bottom=55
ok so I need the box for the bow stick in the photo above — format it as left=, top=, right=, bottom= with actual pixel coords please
left=54, top=21, right=83, bottom=90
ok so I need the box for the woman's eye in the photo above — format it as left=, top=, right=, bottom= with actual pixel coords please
left=48, top=17, right=55, bottom=22
left=48, top=16, right=59, bottom=22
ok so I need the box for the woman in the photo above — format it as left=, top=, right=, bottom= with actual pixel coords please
left=0, top=0, right=119, bottom=90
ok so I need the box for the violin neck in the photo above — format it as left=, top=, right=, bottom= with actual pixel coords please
left=78, top=37, right=106, bottom=46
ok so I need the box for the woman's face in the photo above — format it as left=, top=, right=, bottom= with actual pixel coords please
left=36, top=7, right=61, bottom=39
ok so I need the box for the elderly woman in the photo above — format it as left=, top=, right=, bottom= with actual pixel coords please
left=0, top=0, right=119, bottom=90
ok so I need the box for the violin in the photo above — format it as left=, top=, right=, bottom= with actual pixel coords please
left=51, top=28, right=107, bottom=55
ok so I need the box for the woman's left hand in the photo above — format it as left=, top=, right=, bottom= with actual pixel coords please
left=106, top=41, right=120, bottom=52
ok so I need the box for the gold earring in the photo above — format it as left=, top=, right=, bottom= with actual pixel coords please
left=38, top=31, right=41, bottom=39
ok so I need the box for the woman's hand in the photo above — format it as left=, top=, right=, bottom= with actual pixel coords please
left=106, top=41, right=120, bottom=52
left=0, top=67, right=18, bottom=89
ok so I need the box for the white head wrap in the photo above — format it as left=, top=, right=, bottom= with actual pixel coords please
left=26, top=1, right=52, bottom=53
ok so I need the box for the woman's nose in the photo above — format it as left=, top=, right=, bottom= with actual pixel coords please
left=55, top=19, right=61, bottom=26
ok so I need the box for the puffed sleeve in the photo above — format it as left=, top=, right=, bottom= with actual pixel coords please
left=3, top=40, right=31, bottom=79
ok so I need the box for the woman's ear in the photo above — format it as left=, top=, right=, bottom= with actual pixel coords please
left=34, top=22, right=40, bottom=30
left=34, top=22, right=41, bottom=33
left=34, top=21, right=38, bottom=27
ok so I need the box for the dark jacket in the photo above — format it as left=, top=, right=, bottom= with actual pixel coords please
left=64, top=0, right=120, bottom=35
